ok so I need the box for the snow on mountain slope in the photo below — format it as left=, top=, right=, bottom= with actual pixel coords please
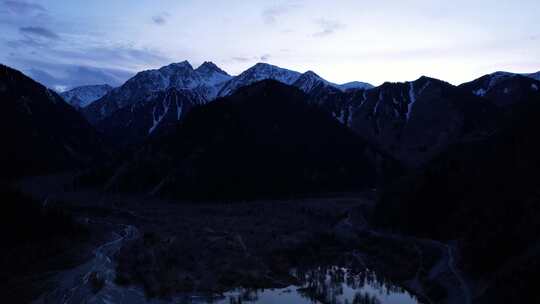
left=60, top=84, right=113, bottom=108
left=217, top=63, right=302, bottom=97
left=460, top=72, right=540, bottom=108
left=292, top=70, right=334, bottom=92
left=338, top=81, right=374, bottom=90
left=119, top=60, right=232, bottom=102
left=219, top=64, right=374, bottom=97
left=83, top=61, right=231, bottom=123
left=94, top=88, right=204, bottom=146
left=460, top=71, right=540, bottom=97
left=343, top=76, right=498, bottom=167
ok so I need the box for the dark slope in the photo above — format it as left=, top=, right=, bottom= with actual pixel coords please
left=82, top=80, right=398, bottom=200
left=374, top=85, right=540, bottom=303
left=95, top=88, right=203, bottom=146
left=0, top=183, right=90, bottom=302
left=0, top=64, right=103, bottom=179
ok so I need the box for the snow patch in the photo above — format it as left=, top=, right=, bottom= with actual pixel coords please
left=148, top=93, right=171, bottom=134
left=407, top=82, right=416, bottom=120
left=473, top=88, right=486, bottom=96
left=175, top=93, right=183, bottom=121
left=336, top=109, right=346, bottom=124
left=347, top=105, right=354, bottom=127
left=532, top=83, right=539, bottom=91
left=359, top=90, right=368, bottom=108
left=373, top=91, right=383, bottom=115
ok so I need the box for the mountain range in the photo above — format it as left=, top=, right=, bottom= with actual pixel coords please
left=55, top=62, right=540, bottom=167
left=5, top=60, right=540, bottom=174
left=79, top=62, right=374, bottom=125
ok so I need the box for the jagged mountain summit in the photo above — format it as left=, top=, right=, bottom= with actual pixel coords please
left=291, top=70, right=330, bottom=92
left=60, top=84, right=113, bottom=108
left=217, top=63, right=302, bottom=97
left=218, top=63, right=373, bottom=97
left=291, top=71, right=373, bottom=95
left=83, top=61, right=231, bottom=123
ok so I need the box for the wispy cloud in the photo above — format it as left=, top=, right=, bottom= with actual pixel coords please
left=231, top=54, right=272, bottom=63
left=6, top=33, right=171, bottom=89
left=313, top=18, right=345, bottom=37
left=232, top=56, right=251, bottom=62
left=152, top=13, right=169, bottom=25
left=3, top=0, right=46, bottom=15
left=25, top=63, right=134, bottom=91
left=20, top=26, right=59, bottom=40
left=260, top=54, right=271, bottom=62
left=261, top=3, right=300, bottom=25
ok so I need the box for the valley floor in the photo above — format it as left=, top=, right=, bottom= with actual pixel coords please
left=14, top=174, right=471, bottom=304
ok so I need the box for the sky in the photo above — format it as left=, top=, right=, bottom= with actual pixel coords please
left=1, top=0, right=539, bottom=91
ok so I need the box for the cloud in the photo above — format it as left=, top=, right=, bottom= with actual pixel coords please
left=231, top=54, right=272, bottom=63
left=6, top=39, right=171, bottom=90
left=232, top=56, right=251, bottom=62
left=152, top=13, right=169, bottom=25
left=260, top=54, right=271, bottom=62
left=313, top=18, right=345, bottom=37
left=261, top=3, right=300, bottom=25
left=25, top=63, right=134, bottom=90
left=20, top=26, right=59, bottom=40
left=3, top=0, right=46, bottom=15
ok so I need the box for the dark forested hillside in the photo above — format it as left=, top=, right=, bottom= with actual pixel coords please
left=0, top=65, right=103, bottom=180
left=374, top=86, right=540, bottom=303
left=0, top=183, right=90, bottom=302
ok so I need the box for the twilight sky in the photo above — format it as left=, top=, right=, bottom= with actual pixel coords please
left=1, top=0, right=539, bottom=91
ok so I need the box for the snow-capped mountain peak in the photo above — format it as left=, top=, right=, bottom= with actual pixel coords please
left=160, top=60, right=193, bottom=71
left=217, top=62, right=302, bottom=97
left=195, top=61, right=230, bottom=76
left=60, top=84, right=113, bottom=108
left=293, top=70, right=332, bottom=92
left=293, top=71, right=374, bottom=93
left=338, top=81, right=374, bottom=91
left=245, top=62, right=302, bottom=83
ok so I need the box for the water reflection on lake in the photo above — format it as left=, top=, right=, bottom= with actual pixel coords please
left=210, top=266, right=421, bottom=304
